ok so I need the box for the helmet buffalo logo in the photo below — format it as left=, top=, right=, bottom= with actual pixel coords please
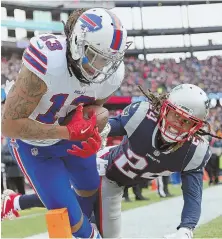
left=79, top=14, right=103, bottom=32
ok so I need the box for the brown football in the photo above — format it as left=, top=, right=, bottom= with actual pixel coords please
left=60, top=105, right=109, bottom=133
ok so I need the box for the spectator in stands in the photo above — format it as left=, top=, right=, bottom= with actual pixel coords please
left=1, top=138, right=25, bottom=194
left=123, top=184, right=149, bottom=202
left=1, top=88, right=25, bottom=194
left=205, top=136, right=222, bottom=186
left=157, top=176, right=173, bottom=198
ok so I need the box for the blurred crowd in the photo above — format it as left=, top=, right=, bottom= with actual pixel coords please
left=2, top=54, right=222, bottom=95
left=117, top=56, right=222, bottom=96
left=208, top=107, right=222, bottom=135
left=1, top=54, right=21, bottom=85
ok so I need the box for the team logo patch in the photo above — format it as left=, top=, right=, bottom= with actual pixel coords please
left=37, top=40, right=44, bottom=49
left=10, top=141, right=19, bottom=149
left=122, top=105, right=130, bottom=116
left=79, top=14, right=103, bottom=32
left=31, top=148, right=39, bottom=156
left=132, top=102, right=140, bottom=108
left=153, top=150, right=160, bottom=157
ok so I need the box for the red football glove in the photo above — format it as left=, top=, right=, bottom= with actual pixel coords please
left=67, top=128, right=102, bottom=158
left=66, top=105, right=97, bottom=141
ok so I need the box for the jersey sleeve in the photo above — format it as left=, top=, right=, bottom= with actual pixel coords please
left=22, top=34, right=67, bottom=85
left=183, top=138, right=211, bottom=172
left=108, top=101, right=149, bottom=137
left=22, top=36, right=48, bottom=79
left=178, top=169, right=203, bottom=229
left=121, top=101, right=150, bottom=137
left=178, top=137, right=211, bottom=229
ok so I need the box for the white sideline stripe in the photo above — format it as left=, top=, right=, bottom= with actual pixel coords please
left=122, top=185, right=222, bottom=238
left=19, top=186, right=222, bottom=239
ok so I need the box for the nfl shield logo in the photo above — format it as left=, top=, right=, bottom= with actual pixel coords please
left=153, top=150, right=160, bottom=157
left=10, top=141, right=19, bottom=149
left=31, top=148, right=38, bottom=156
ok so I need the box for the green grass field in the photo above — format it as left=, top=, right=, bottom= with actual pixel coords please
left=1, top=183, right=217, bottom=238
left=194, top=216, right=222, bottom=238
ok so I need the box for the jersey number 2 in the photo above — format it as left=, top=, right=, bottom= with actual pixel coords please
left=115, top=148, right=148, bottom=179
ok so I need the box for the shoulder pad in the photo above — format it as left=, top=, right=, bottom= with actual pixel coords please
left=183, top=137, right=211, bottom=171
left=22, top=34, right=67, bottom=79
left=112, top=61, right=125, bottom=85
left=121, top=101, right=150, bottom=137
left=108, top=62, right=125, bottom=86
left=97, top=62, right=125, bottom=99
left=122, top=101, right=149, bottom=116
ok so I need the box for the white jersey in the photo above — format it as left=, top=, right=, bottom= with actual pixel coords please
left=22, top=34, right=125, bottom=146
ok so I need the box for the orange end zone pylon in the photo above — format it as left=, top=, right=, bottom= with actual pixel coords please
left=46, top=208, right=73, bottom=238
left=151, top=178, right=157, bottom=191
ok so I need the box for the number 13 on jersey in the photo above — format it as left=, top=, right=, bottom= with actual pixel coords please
left=36, top=94, right=95, bottom=124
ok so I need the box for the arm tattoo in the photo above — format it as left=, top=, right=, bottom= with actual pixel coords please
left=17, top=120, right=59, bottom=140
left=1, top=67, right=63, bottom=140
left=3, top=94, right=36, bottom=120
left=2, top=66, right=46, bottom=121
left=21, top=70, right=45, bottom=98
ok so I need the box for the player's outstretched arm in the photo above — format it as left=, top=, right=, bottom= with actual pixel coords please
left=178, top=169, right=203, bottom=230
left=165, top=170, right=203, bottom=238
left=177, top=142, right=211, bottom=232
left=1, top=66, right=69, bottom=140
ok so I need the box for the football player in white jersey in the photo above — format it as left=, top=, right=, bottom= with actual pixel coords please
left=2, top=8, right=130, bottom=238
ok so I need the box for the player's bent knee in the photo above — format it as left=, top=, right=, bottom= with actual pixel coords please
left=88, top=175, right=100, bottom=190
left=76, top=175, right=100, bottom=191
left=71, top=213, right=84, bottom=233
left=74, top=188, right=98, bottom=197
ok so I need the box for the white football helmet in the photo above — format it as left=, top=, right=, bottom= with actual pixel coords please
left=69, top=8, right=129, bottom=83
left=158, top=84, right=210, bottom=143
